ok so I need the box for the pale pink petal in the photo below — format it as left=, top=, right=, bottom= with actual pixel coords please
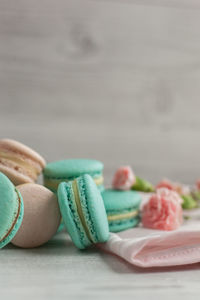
left=112, top=166, right=136, bottom=190
left=142, top=188, right=183, bottom=231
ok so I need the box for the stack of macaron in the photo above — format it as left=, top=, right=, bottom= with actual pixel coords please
left=3, top=138, right=190, bottom=251
left=0, top=139, right=61, bottom=249
left=102, top=189, right=141, bottom=233
left=0, top=139, right=111, bottom=250
left=43, top=159, right=104, bottom=193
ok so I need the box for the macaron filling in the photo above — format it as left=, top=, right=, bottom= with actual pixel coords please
left=0, top=151, right=41, bottom=171
left=44, top=175, right=104, bottom=192
left=76, top=176, right=100, bottom=243
left=93, top=176, right=104, bottom=186
left=0, top=149, right=42, bottom=174
left=0, top=139, right=46, bottom=168
left=109, top=218, right=140, bottom=233
left=107, top=210, right=139, bottom=222
left=62, top=182, right=91, bottom=247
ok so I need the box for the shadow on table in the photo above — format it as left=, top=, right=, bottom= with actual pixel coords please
left=3, top=232, right=200, bottom=274
left=3, top=231, right=97, bottom=257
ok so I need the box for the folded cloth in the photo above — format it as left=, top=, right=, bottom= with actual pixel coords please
left=99, top=193, right=200, bottom=268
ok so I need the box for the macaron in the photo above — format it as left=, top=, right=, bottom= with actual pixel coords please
left=102, top=189, right=141, bottom=232
left=43, top=159, right=104, bottom=193
left=0, top=139, right=46, bottom=186
left=0, top=172, right=24, bottom=249
left=11, top=183, right=61, bottom=248
left=58, top=174, right=109, bottom=249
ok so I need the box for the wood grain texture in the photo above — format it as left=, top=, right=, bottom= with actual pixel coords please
left=1, top=1, right=200, bottom=298
left=1, top=0, right=200, bottom=184
left=1, top=232, right=200, bottom=300
left=1, top=0, right=200, bottom=183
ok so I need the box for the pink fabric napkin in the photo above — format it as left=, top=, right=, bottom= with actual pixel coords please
left=99, top=194, right=200, bottom=268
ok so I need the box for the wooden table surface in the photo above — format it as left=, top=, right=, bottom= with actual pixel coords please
left=1, top=231, right=200, bottom=300
left=1, top=0, right=200, bottom=298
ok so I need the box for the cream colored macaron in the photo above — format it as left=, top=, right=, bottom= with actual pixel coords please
left=11, top=183, right=61, bottom=248
left=0, top=139, right=46, bottom=186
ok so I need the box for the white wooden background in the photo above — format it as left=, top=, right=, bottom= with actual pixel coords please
left=1, top=1, right=200, bottom=299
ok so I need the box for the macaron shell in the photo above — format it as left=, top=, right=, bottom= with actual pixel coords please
left=0, top=190, right=24, bottom=249
left=0, top=173, right=24, bottom=249
left=43, top=159, right=103, bottom=179
left=0, top=139, right=46, bottom=167
left=0, top=139, right=46, bottom=185
left=58, top=182, right=91, bottom=249
left=102, top=189, right=141, bottom=233
left=78, top=175, right=109, bottom=243
left=102, top=189, right=141, bottom=211
left=0, top=165, right=35, bottom=186
left=58, top=174, right=109, bottom=249
left=109, top=217, right=140, bottom=233
left=11, top=184, right=61, bottom=248
left=97, top=185, right=105, bottom=192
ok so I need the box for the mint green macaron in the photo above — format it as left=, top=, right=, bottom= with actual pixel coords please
left=0, top=172, right=24, bottom=249
left=102, top=189, right=141, bottom=232
left=43, top=159, right=104, bottom=193
left=58, top=174, right=109, bottom=249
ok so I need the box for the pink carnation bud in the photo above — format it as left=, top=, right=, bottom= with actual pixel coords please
left=156, top=179, right=175, bottom=191
left=112, top=166, right=136, bottom=190
left=196, top=179, right=200, bottom=191
left=142, top=188, right=183, bottom=231
left=156, top=179, right=189, bottom=196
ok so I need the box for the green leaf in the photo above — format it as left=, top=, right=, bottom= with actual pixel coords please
left=132, top=176, right=155, bottom=193
left=182, top=194, right=197, bottom=210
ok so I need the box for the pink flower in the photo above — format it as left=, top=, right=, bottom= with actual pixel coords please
left=156, top=179, right=189, bottom=196
left=112, top=166, right=136, bottom=190
left=196, top=179, right=200, bottom=190
left=156, top=179, right=175, bottom=191
left=142, top=188, right=183, bottom=231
